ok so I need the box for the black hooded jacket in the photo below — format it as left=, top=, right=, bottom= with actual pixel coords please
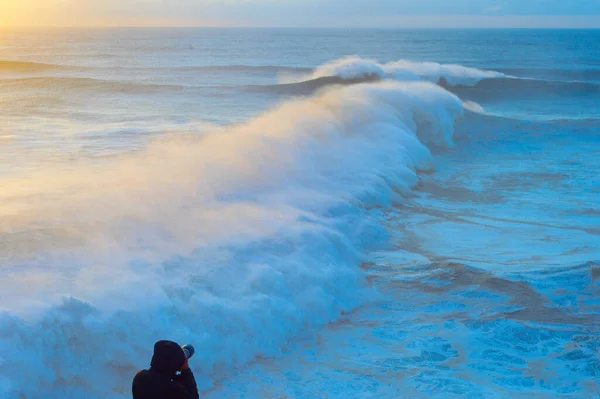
left=132, top=340, right=200, bottom=399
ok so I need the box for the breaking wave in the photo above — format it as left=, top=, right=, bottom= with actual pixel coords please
left=307, top=56, right=507, bottom=86
left=0, top=81, right=462, bottom=398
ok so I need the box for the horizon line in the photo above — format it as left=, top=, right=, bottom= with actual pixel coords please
left=2, top=15, right=600, bottom=30
left=3, top=25, right=600, bottom=30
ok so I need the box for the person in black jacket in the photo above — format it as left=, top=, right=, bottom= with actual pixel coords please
left=132, top=340, right=200, bottom=399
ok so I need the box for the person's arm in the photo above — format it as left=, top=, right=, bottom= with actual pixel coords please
left=171, top=368, right=200, bottom=399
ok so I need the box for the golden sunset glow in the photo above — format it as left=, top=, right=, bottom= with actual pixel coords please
left=0, top=0, right=23, bottom=27
left=0, top=0, right=211, bottom=28
left=1, top=0, right=62, bottom=27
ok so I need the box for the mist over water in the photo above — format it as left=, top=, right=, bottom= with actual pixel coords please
left=1, top=28, right=599, bottom=398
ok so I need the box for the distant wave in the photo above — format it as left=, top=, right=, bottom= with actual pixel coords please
left=1, top=75, right=376, bottom=96
left=0, top=76, right=191, bottom=94
left=496, top=67, right=600, bottom=83
left=303, top=57, right=600, bottom=96
left=455, top=108, right=600, bottom=142
left=470, top=77, right=600, bottom=92
left=238, top=57, right=508, bottom=96
left=99, top=64, right=312, bottom=73
left=244, top=60, right=600, bottom=101
left=0, top=60, right=74, bottom=72
left=168, top=64, right=312, bottom=73
left=446, top=77, right=600, bottom=101
left=0, top=60, right=311, bottom=74
left=5, top=60, right=599, bottom=104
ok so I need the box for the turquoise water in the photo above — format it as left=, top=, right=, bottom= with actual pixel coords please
left=1, top=29, right=599, bottom=398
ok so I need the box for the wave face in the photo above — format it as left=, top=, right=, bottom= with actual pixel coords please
left=0, top=81, right=462, bottom=398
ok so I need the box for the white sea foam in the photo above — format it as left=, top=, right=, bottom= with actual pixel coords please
left=310, top=57, right=389, bottom=81
left=0, top=81, right=462, bottom=398
left=310, top=56, right=506, bottom=86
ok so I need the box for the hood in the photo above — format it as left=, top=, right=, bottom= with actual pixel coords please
left=149, top=340, right=186, bottom=376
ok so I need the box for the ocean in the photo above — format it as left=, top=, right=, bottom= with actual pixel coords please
left=1, top=28, right=599, bottom=398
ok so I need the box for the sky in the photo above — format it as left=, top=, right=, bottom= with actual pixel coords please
left=1, top=0, right=600, bottom=28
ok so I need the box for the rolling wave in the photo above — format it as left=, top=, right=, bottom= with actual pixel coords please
left=0, top=77, right=188, bottom=94
left=456, top=108, right=600, bottom=142
left=0, top=60, right=74, bottom=72
left=0, top=59, right=310, bottom=74
left=246, top=62, right=600, bottom=102
left=470, top=77, right=599, bottom=92
left=168, top=64, right=311, bottom=73
left=445, top=77, right=600, bottom=102
left=496, top=67, right=600, bottom=83
left=1, top=75, right=375, bottom=97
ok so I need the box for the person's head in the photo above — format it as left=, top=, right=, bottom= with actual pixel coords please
left=149, top=340, right=186, bottom=376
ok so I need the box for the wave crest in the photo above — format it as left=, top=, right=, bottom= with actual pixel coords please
left=308, top=56, right=506, bottom=86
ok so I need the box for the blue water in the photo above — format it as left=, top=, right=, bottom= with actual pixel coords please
left=0, top=28, right=599, bottom=398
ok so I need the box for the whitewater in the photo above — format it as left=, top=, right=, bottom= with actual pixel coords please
left=1, top=28, right=599, bottom=398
